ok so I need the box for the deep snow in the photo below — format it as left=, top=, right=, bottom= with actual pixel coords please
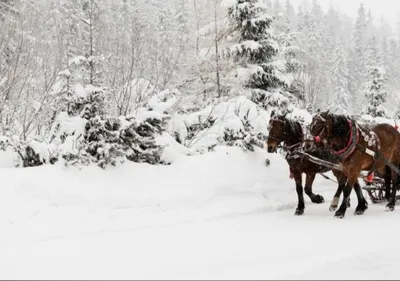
left=1, top=146, right=400, bottom=279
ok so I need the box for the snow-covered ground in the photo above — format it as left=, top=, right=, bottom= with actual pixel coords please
left=1, top=146, right=400, bottom=279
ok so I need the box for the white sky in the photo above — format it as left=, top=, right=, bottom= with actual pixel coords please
left=290, top=0, right=400, bottom=25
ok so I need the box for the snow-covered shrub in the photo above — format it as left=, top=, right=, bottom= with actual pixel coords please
left=60, top=115, right=166, bottom=169
left=120, top=118, right=165, bottom=165
left=44, top=52, right=181, bottom=169
left=0, top=136, right=57, bottom=168
left=169, top=96, right=269, bottom=153
left=250, top=89, right=295, bottom=114
left=22, top=140, right=58, bottom=167
left=57, top=87, right=169, bottom=169
left=222, top=108, right=265, bottom=151
left=223, top=128, right=264, bottom=151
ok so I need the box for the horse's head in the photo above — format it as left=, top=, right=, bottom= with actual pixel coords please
left=266, top=111, right=287, bottom=153
left=309, top=110, right=333, bottom=146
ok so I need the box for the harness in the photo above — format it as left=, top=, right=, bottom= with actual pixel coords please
left=331, top=120, right=359, bottom=161
left=267, top=117, right=305, bottom=178
left=313, top=114, right=400, bottom=179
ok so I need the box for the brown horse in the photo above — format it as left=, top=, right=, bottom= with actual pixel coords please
left=266, top=111, right=357, bottom=215
left=310, top=111, right=400, bottom=218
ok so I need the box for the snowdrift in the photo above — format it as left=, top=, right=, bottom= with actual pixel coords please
left=2, top=146, right=400, bottom=279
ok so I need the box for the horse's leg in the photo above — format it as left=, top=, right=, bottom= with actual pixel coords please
left=330, top=172, right=345, bottom=211
left=384, top=165, right=392, bottom=201
left=330, top=186, right=342, bottom=211
left=294, top=172, right=305, bottom=215
left=334, top=172, right=357, bottom=218
left=386, top=166, right=400, bottom=211
left=304, top=173, right=325, bottom=204
left=354, top=179, right=368, bottom=215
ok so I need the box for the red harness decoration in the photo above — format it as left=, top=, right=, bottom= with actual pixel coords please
left=331, top=120, right=359, bottom=160
left=366, top=172, right=375, bottom=182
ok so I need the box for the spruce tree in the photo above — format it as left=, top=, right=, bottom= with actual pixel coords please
left=226, top=0, right=289, bottom=111
left=363, top=67, right=387, bottom=118
left=350, top=3, right=367, bottom=111
left=365, top=35, right=379, bottom=69
left=329, top=41, right=351, bottom=114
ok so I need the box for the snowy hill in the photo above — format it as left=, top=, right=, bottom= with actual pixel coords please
left=1, top=146, right=400, bottom=279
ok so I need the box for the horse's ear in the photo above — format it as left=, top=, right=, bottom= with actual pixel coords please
left=270, top=110, right=275, bottom=118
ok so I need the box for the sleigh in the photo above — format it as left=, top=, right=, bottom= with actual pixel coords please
left=360, top=172, right=400, bottom=204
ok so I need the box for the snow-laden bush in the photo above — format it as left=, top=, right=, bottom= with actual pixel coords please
left=250, top=89, right=295, bottom=114
left=0, top=136, right=58, bottom=168
left=169, top=96, right=270, bottom=153
left=48, top=84, right=174, bottom=169
left=168, top=94, right=315, bottom=154
left=61, top=115, right=166, bottom=168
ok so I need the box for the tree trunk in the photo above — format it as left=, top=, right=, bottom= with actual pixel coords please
left=214, top=0, right=221, bottom=98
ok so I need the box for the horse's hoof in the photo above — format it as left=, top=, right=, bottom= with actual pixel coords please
left=294, top=208, right=304, bottom=216
left=354, top=209, right=365, bottom=216
left=329, top=205, right=337, bottom=212
left=334, top=210, right=345, bottom=219
left=312, top=195, right=325, bottom=204
left=385, top=205, right=395, bottom=212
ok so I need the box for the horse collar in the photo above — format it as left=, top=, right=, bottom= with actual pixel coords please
left=331, top=119, right=359, bottom=160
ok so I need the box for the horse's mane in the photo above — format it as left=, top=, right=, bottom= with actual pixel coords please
left=330, top=114, right=352, bottom=138
left=279, top=116, right=303, bottom=142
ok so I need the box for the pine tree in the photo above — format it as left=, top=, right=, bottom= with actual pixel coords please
left=225, top=0, right=292, bottom=112
left=175, top=0, right=190, bottom=70
left=325, top=4, right=339, bottom=56
left=329, top=41, right=351, bottom=114
left=363, top=67, right=387, bottom=118
left=350, top=3, right=367, bottom=112
left=387, top=39, right=400, bottom=88
left=226, top=0, right=286, bottom=90
left=284, top=0, right=296, bottom=31
left=365, top=35, right=379, bottom=69
left=381, top=36, right=389, bottom=69
left=50, top=62, right=166, bottom=168
left=308, top=0, right=325, bottom=59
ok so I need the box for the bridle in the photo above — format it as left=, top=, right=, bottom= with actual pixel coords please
left=267, top=117, right=304, bottom=151
left=310, top=113, right=329, bottom=144
left=267, top=118, right=287, bottom=144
